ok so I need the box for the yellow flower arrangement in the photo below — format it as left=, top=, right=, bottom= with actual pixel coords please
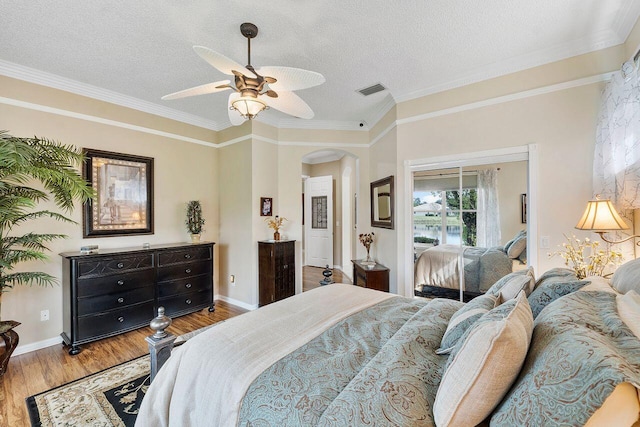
left=548, top=234, right=624, bottom=279
left=265, top=215, right=288, bottom=232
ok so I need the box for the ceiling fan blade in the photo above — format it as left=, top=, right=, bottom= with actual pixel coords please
left=263, top=90, right=314, bottom=119
left=227, top=92, right=247, bottom=126
left=161, top=80, right=231, bottom=100
left=256, top=66, right=325, bottom=91
left=193, top=46, right=256, bottom=77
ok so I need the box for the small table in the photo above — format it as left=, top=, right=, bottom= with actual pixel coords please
left=351, top=260, right=390, bottom=292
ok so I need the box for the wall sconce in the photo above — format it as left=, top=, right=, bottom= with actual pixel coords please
left=575, top=197, right=640, bottom=246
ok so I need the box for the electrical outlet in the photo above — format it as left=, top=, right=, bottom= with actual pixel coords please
left=540, top=236, right=550, bottom=249
left=230, top=275, right=235, bottom=286
left=40, top=309, right=49, bottom=321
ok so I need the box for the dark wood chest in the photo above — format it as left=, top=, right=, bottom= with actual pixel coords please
left=60, top=242, right=214, bottom=354
left=258, top=240, right=295, bottom=306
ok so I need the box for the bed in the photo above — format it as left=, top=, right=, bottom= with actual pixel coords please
left=414, top=230, right=527, bottom=296
left=135, top=272, right=640, bottom=427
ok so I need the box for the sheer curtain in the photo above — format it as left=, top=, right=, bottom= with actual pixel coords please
left=594, top=60, right=640, bottom=256
left=476, top=168, right=501, bottom=247
left=594, top=60, right=640, bottom=209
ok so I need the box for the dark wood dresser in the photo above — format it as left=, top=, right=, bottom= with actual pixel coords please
left=258, top=240, right=295, bottom=306
left=352, top=259, right=390, bottom=292
left=60, top=242, right=214, bottom=354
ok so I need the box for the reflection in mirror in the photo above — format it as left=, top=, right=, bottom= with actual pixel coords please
left=412, top=161, right=528, bottom=301
left=371, top=176, right=394, bottom=229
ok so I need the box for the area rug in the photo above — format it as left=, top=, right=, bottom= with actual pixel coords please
left=26, top=355, right=150, bottom=427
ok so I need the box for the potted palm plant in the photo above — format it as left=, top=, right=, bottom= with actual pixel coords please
left=186, top=200, right=205, bottom=242
left=0, top=131, right=93, bottom=375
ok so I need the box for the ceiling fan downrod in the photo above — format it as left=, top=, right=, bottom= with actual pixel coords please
left=240, top=22, right=258, bottom=68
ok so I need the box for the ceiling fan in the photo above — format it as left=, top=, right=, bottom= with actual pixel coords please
left=162, top=22, right=325, bottom=125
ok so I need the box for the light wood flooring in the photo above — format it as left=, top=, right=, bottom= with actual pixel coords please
left=0, top=300, right=246, bottom=427
left=302, top=265, right=351, bottom=292
left=1, top=267, right=349, bottom=427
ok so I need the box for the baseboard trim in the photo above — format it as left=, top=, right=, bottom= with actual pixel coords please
left=215, top=294, right=258, bottom=311
left=13, top=336, right=62, bottom=357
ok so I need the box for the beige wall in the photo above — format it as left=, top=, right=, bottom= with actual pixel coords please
left=0, top=91, right=218, bottom=350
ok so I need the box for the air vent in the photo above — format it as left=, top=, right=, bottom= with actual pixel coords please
left=357, top=83, right=387, bottom=96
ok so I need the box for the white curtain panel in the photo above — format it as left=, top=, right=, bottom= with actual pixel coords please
left=594, top=60, right=640, bottom=210
left=477, top=169, right=501, bottom=247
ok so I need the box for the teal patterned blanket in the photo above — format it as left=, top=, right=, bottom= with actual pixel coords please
left=238, top=297, right=462, bottom=426
left=491, top=291, right=640, bottom=426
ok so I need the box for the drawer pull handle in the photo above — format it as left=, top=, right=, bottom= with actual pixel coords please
left=184, top=254, right=191, bottom=259
left=185, top=283, right=192, bottom=288
left=185, top=268, right=192, bottom=274
left=185, top=299, right=192, bottom=305
left=118, top=316, right=124, bottom=322
left=117, top=262, right=124, bottom=269
left=117, top=297, right=124, bottom=303
left=117, top=280, right=125, bottom=286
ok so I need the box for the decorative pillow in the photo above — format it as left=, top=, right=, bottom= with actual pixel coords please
left=611, top=258, right=640, bottom=294
left=435, top=294, right=499, bottom=355
left=617, top=290, right=640, bottom=339
left=503, top=229, right=526, bottom=254
left=433, top=291, right=533, bottom=427
left=506, top=232, right=527, bottom=259
left=528, top=278, right=589, bottom=318
left=486, top=270, right=535, bottom=300
left=534, top=268, right=577, bottom=289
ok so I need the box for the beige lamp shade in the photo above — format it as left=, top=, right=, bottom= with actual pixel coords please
left=575, top=199, right=629, bottom=231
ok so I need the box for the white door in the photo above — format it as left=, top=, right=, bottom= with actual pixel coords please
left=305, top=176, right=333, bottom=268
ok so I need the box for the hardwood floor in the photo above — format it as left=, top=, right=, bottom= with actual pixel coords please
left=0, top=300, right=247, bottom=427
left=303, top=265, right=351, bottom=292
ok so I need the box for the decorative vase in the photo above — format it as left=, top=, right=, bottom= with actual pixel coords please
left=190, top=233, right=201, bottom=243
left=274, top=231, right=280, bottom=241
left=365, top=246, right=372, bottom=262
left=0, top=320, right=20, bottom=377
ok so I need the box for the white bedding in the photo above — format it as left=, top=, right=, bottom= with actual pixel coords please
left=413, top=244, right=465, bottom=289
left=135, top=284, right=393, bottom=427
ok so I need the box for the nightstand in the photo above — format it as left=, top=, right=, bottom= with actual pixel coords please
left=351, top=260, right=389, bottom=292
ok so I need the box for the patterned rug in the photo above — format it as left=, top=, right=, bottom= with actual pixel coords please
left=26, top=355, right=150, bottom=427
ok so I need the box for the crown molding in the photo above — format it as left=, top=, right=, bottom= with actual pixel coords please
left=0, top=96, right=217, bottom=147
left=364, top=94, right=397, bottom=131
left=0, top=60, right=225, bottom=131
left=394, top=29, right=622, bottom=104
left=612, top=1, right=640, bottom=42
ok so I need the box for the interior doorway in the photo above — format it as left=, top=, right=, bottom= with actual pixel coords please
left=301, top=149, right=359, bottom=283
left=304, top=175, right=334, bottom=267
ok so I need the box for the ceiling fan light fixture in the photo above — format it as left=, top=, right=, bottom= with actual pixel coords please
left=231, top=97, right=268, bottom=119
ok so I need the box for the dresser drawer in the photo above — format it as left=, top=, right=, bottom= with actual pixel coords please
left=160, top=290, right=211, bottom=316
left=158, top=246, right=212, bottom=266
left=157, top=260, right=211, bottom=282
left=77, top=254, right=154, bottom=278
left=157, top=274, right=211, bottom=298
left=76, top=269, right=154, bottom=298
left=77, top=286, right=154, bottom=316
left=77, top=302, right=154, bottom=341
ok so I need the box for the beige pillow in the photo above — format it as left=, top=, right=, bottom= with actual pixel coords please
left=433, top=291, right=534, bottom=427
left=617, top=290, right=640, bottom=339
left=499, top=275, right=533, bottom=301
left=583, top=382, right=640, bottom=427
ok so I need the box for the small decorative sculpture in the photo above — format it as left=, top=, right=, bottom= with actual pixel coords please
left=320, top=265, right=334, bottom=286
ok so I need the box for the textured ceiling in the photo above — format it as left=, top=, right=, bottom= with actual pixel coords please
left=1, top=1, right=639, bottom=131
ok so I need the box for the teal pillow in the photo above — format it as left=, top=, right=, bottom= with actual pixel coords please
left=436, top=294, right=499, bottom=355
left=534, top=268, right=577, bottom=289
left=528, top=279, right=588, bottom=318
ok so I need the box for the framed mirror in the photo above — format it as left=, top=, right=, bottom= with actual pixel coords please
left=371, top=175, right=394, bottom=229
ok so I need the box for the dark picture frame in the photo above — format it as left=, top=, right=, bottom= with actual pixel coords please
left=260, top=197, right=273, bottom=216
left=83, top=149, right=154, bottom=237
left=521, top=193, right=527, bottom=224
left=371, top=175, right=394, bottom=229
